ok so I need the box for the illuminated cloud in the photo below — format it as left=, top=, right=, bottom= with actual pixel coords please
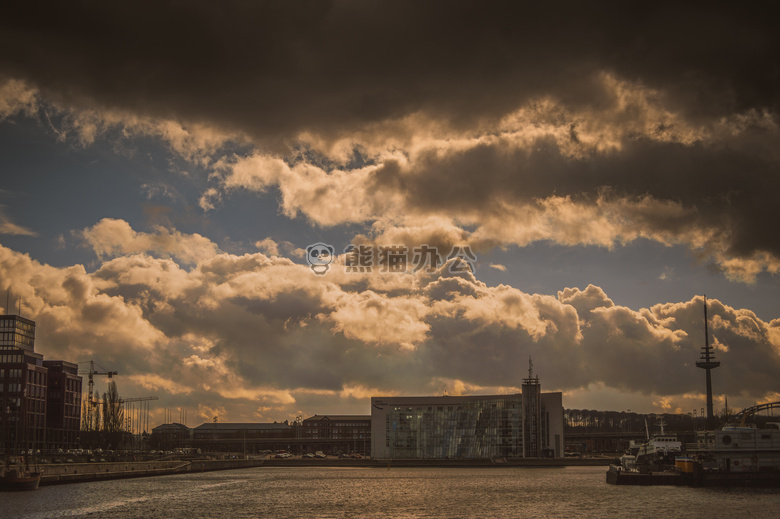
left=80, top=218, right=219, bottom=264
left=0, top=78, right=38, bottom=119
left=0, top=205, right=37, bottom=236
left=5, top=213, right=777, bottom=420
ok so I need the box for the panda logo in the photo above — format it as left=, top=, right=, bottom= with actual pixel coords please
left=306, top=242, right=334, bottom=275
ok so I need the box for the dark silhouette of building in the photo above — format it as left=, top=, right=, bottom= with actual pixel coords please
left=150, top=422, right=191, bottom=451
left=191, top=422, right=294, bottom=453
left=43, top=360, right=82, bottom=449
left=301, top=414, right=371, bottom=455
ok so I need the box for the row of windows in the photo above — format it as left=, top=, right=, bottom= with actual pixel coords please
left=0, top=355, right=23, bottom=364
left=0, top=383, right=48, bottom=398
left=391, top=402, right=520, bottom=414
left=304, top=432, right=369, bottom=439
left=48, top=376, right=81, bottom=392
left=0, top=320, right=35, bottom=333
left=27, top=370, right=46, bottom=384
left=28, top=385, right=47, bottom=398
left=0, top=398, right=47, bottom=413
left=2, top=368, right=79, bottom=385
left=0, top=332, right=34, bottom=342
left=1, top=397, right=22, bottom=408
left=1, top=383, right=21, bottom=393
left=306, top=424, right=369, bottom=429
left=305, top=427, right=367, bottom=433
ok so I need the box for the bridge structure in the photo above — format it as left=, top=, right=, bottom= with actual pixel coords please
left=732, top=401, right=780, bottom=422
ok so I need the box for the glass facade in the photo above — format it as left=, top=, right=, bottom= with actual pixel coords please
left=384, top=396, right=522, bottom=459
left=0, top=315, right=36, bottom=351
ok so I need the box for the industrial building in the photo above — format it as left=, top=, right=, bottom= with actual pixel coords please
left=191, top=422, right=294, bottom=453
left=370, top=370, right=563, bottom=459
left=150, top=422, right=192, bottom=451
left=0, top=314, right=83, bottom=453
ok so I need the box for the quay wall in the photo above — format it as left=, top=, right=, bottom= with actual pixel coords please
left=34, top=457, right=611, bottom=486
left=261, top=457, right=612, bottom=468
left=38, top=459, right=265, bottom=486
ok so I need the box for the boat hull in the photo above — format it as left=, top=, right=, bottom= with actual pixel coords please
left=0, top=471, right=42, bottom=491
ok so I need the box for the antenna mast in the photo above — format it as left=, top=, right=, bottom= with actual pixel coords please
left=695, top=295, right=720, bottom=429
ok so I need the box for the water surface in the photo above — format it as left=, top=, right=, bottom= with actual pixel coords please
left=4, top=466, right=779, bottom=518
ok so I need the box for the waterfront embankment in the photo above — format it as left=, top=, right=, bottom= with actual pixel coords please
left=26, top=456, right=612, bottom=486
left=261, top=457, right=612, bottom=468
left=37, top=459, right=265, bottom=486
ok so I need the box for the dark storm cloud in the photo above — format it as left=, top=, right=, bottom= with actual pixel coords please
left=372, top=134, right=780, bottom=259
left=3, top=1, right=779, bottom=270
left=1, top=1, right=777, bottom=141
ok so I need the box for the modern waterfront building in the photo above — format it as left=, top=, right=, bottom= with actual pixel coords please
left=0, top=314, right=83, bottom=453
left=370, top=376, right=563, bottom=459
left=300, top=414, right=371, bottom=455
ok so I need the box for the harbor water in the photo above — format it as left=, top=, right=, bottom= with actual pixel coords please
left=3, top=466, right=780, bottom=518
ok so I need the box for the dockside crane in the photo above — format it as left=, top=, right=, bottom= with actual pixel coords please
left=78, top=360, right=118, bottom=429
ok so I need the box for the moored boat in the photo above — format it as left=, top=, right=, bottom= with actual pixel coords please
left=631, top=419, right=682, bottom=470
left=0, top=467, right=42, bottom=491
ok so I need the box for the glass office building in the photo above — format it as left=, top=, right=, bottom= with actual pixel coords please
left=371, top=392, right=563, bottom=459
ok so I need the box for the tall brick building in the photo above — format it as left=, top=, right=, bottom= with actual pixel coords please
left=0, top=314, right=82, bottom=452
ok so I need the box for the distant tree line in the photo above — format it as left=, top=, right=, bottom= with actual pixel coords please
left=565, top=407, right=779, bottom=434
left=79, top=380, right=129, bottom=449
left=565, top=409, right=699, bottom=434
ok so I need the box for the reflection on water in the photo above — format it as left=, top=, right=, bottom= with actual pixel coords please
left=3, top=466, right=780, bottom=518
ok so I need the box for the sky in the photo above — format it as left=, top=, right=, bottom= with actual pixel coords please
left=0, top=1, right=778, bottom=427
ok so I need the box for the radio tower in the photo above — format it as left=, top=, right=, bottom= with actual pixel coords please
left=695, top=295, right=720, bottom=429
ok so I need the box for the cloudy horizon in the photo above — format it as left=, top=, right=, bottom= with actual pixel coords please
left=1, top=1, right=778, bottom=427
